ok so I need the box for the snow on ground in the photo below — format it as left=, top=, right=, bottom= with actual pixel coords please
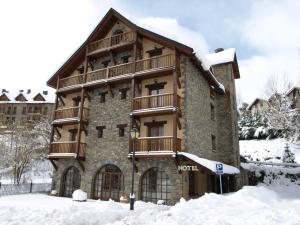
left=240, top=138, right=300, bottom=163
left=0, top=185, right=299, bottom=225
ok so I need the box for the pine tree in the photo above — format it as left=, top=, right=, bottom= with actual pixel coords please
left=282, top=143, right=295, bottom=163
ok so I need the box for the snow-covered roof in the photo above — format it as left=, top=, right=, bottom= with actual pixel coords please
left=177, top=152, right=240, bottom=174
left=0, top=89, right=55, bottom=104
left=247, top=98, right=267, bottom=110
left=286, top=86, right=300, bottom=96
left=204, top=48, right=236, bottom=68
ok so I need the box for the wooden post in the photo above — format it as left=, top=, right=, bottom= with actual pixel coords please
left=173, top=50, right=178, bottom=153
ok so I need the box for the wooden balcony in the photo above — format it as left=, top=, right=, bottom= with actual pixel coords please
left=87, top=31, right=136, bottom=54
left=58, top=54, right=175, bottom=90
left=53, top=107, right=89, bottom=123
left=49, top=142, right=86, bottom=158
left=132, top=136, right=181, bottom=152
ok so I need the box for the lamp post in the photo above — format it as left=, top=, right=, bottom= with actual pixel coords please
left=130, top=126, right=139, bottom=210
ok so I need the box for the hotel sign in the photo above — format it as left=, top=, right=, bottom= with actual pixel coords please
left=178, top=165, right=199, bottom=171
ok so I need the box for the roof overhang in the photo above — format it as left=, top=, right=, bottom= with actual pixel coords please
left=177, top=152, right=240, bottom=175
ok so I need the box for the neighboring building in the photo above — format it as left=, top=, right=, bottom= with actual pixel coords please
left=247, top=98, right=268, bottom=115
left=0, top=89, right=54, bottom=128
left=47, top=9, right=240, bottom=205
left=286, top=86, right=300, bottom=109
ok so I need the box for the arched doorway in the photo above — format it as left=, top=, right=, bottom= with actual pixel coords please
left=93, top=164, right=122, bottom=201
left=61, top=166, right=81, bottom=197
left=141, top=167, right=172, bottom=205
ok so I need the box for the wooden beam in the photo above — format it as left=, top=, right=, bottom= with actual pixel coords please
left=109, top=51, right=116, bottom=66
left=107, top=83, right=114, bottom=98
left=77, top=159, right=85, bottom=172
left=58, top=95, right=65, bottom=106
left=49, top=159, right=58, bottom=170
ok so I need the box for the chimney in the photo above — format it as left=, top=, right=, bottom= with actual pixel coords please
left=214, top=48, right=224, bottom=53
left=27, top=89, right=31, bottom=94
left=43, top=91, right=48, bottom=95
left=19, top=90, right=24, bottom=93
left=2, top=89, right=6, bottom=93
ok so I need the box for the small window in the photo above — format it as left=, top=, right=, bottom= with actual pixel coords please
left=69, top=129, right=78, bottom=142
left=22, top=107, right=26, bottom=115
left=99, top=92, right=107, bottom=103
left=117, top=124, right=127, bottom=137
left=28, top=106, right=32, bottom=113
left=96, top=126, right=106, bottom=138
left=102, top=60, right=111, bottom=68
left=112, top=29, right=124, bottom=36
left=119, top=88, right=129, bottom=100
left=121, top=55, right=130, bottom=64
left=12, top=107, right=17, bottom=115
left=7, top=107, right=11, bottom=114
left=43, top=107, right=48, bottom=115
left=211, top=135, right=216, bottom=151
left=210, top=104, right=215, bottom=121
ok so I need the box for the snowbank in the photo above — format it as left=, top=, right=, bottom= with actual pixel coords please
left=0, top=185, right=299, bottom=225
left=240, top=139, right=300, bottom=163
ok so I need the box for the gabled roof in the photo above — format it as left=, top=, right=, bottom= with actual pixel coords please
left=205, top=48, right=240, bottom=79
left=46, top=8, right=228, bottom=94
left=286, top=86, right=300, bottom=96
left=15, top=93, right=27, bottom=102
left=0, top=93, right=10, bottom=101
left=33, top=93, right=46, bottom=101
left=247, top=98, right=267, bottom=110
left=47, top=8, right=193, bottom=88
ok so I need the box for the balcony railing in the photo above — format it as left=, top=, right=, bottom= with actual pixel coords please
left=133, top=136, right=181, bottom=152
left=59, top=75, right=84, bottom=89
left=88, top=31, right=136, bottom=53
left=133, top=93, right=181, bottom=110
left=59, top=54, right=175, bottom=89
left=53, top=107, right=89, bottom=121
left=50, top=142, right=86, bottom=157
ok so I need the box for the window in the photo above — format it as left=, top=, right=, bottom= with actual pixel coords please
left=69, top=129, right=77, bottom=141
left=22, top=107, right=26, bottom=115
left=28, top=106, right=32, bottom=113
left=99, top=92, right=107, bottom=103
left=146, top=82, right=166, bottom=108
left=43, top=107, right=48, bottom=115
left=102, top=60, right=111, bottom=68
left=211, top=135, right=216, bottom=151
left=117, top=124, right=127, bottom=137
left=210, top=104, right=215, bottom=121
left=119, top=88, right=129, bottom=100
left=96, top=126, right=106, bottom=138
left=121, top=55, right=130, bottom=64
left=11, top=117, right=15, bottom=122
left=72, top=96, right=81, bottom=107
left=12, top=107, right=17, bottom=115
left=112, top=29, right=124, bottom=36
left=7, top=106, right=11, bottom=114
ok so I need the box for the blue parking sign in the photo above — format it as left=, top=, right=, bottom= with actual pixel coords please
left=216, top=163, right=223, bottom=174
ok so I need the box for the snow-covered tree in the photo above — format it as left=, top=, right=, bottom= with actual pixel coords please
left=0, top=119, right=51, bottom=184
left=265, top=93, right=300, bottom=141
left=282, top=143, right=296, bottom=163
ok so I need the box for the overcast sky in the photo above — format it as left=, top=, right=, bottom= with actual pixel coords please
left=0, top=0, right=299, bottom=104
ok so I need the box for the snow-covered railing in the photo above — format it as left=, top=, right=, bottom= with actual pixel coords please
left=246, top=160, right=300, bottom=167
left=0, top=182, right=51, bottom=196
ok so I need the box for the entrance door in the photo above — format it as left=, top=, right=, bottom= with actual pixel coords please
left=62, top=166, right=81, bottom=197
left=93, top=164, right=122, bottom=201
left=100, top=172, right=121, bottom=201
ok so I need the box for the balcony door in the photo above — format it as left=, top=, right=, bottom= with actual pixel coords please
left=147, top=121, right=165, bottom=151
left=149, top=86, right=165, bottom=108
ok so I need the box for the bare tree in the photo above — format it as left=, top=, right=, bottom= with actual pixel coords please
left=264, top=74, right=293, bottom=98
left=0, top=119, right=51, bottom=184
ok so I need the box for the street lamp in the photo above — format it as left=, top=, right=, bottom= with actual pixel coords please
left=130, top=126, right=139, bottom=210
